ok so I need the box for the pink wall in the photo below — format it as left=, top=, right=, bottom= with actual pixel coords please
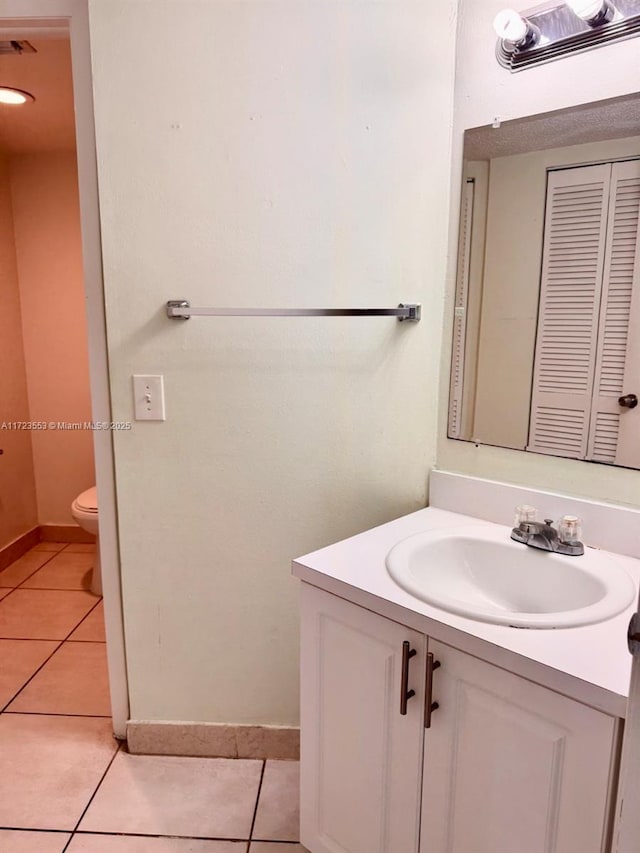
left=10, top=152, right=95, bottom=525
left=0, top=153, right=38, bottom=548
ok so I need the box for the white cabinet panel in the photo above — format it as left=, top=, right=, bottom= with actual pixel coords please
left=420, top=641, right=618, bottom=853
left=300, top=584, right=426, bottom=853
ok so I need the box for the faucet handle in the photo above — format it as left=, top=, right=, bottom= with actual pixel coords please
left=515, top=504, right=537, bottom=526
left=558, top=515, right=582, bottom=544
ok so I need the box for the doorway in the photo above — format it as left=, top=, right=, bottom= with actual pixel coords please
left=0, top=0, right=127, bottom=737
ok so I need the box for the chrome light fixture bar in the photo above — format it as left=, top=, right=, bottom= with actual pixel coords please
left=494, top=0, right=640, bottom=71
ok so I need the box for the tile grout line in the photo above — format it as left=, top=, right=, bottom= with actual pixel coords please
left=248, top=759, right=267, bottom=849
left=0, top=826, right=281, bottom=842
left=0, top=547, right=68, bottom=602
left=3, top=711, right=112, bottom=718
left=62, top=829, right=269, bottom=841
left=0, top=597, right=103, bottom=712
left=16, top=546, right=74, bottom=588
left=0, top=634, right=93, bottom=641
left=16, top=543, right=96, bottom=594
left=4, top=585, right=97, bottom=592
left=0, top=641, right=65, bottom=713
left=62, top=596, right=104, bottom=641
left=0, top=827, right=71, bottom=837
left=0, top=753, right=302, bottom=847
left=0, top=543, right=113, bottom=850
left=52, top=596, right=103, bottom=643
left=1, top=544, right=299, bottom=852
left=61, top=739, right=124, bottom=853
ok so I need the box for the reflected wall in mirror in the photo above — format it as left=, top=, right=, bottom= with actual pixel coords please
left=449, top=94, right=640, bottom=470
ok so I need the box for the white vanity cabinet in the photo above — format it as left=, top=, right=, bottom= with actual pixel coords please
left=300, top=583, right=426, bottom=853
left=420, top=641, right=619, bottom=853
left=300, top=583, right=620, bottom=853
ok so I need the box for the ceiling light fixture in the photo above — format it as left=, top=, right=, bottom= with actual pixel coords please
left=0, top=86, right=34, bottom=105
left=494, top=0, right=640, bottom=71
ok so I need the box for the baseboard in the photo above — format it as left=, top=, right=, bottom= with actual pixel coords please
left=0, top=527, right=40, bottom=572
left=127, top=721, right=300, bottom=760
left=39, top=524, right=95, bottom=544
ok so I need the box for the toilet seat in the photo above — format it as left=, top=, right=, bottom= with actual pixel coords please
left=70, top=485, right=100, bottom=594
left=75, top=486, right=98, bottom=513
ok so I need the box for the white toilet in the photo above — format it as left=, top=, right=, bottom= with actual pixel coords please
left=71, top=486, right=102, bottom=595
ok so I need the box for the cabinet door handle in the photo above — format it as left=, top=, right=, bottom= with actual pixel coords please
left=425, top=652, right=441, bottom=729
left=400, top=640, right=417, bottom=715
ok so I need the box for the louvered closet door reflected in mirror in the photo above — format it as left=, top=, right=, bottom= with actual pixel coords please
left=528, top=160, right=640, bottom=467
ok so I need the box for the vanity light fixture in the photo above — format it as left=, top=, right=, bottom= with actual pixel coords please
left=0, top=86, right=34, bottom=105
left=494, top=0, right=640, bottom=71
left=566, top=0, right=616, bottom=24
left=493, top=9, right=540, bottom=50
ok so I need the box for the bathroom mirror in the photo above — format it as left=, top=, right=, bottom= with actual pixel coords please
left=448, top=93, right=640, bottom=469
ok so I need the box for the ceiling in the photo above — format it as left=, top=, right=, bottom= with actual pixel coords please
left=0, top=38, right=76, bottom=154
left=464, top=94, right=640, bottom=160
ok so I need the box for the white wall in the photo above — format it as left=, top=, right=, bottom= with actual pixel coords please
left=0, top=153, right=37, bottom=550
left=11, top=152, right=95, bottom=525
left=88, top=0, right=457, bottom=725
left=438, top=0, right=640, bottom=509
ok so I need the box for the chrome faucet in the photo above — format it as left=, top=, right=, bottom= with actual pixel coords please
left=511, top=506, right=584, bottom=556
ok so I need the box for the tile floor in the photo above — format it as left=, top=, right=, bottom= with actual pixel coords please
left=0, top=543, right=306, bottom=853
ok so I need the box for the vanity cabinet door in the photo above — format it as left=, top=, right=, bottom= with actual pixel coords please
left=300, top=583, right=426, bottom=853
left=420, top=641, right=619, bottom=853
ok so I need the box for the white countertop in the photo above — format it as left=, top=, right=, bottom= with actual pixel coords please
left=292, top=507, right=640, bottom=718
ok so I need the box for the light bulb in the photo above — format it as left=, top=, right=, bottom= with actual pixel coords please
left=0, top=87, right=34, bottom=105
left=493, top=9, right=529, bottom=42
left=566, top=0, right=603, bottom=17
left=566, top=0, right=614, bottom=22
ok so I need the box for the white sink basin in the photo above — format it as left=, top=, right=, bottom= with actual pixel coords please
left=385, top=525, right=636, bottom=629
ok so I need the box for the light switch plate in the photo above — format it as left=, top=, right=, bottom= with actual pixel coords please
left=133, top=375, right=166, bottom=421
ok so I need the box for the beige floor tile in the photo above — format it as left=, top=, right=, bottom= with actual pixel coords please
left=0, top=639, right=59, bottom=707
left=0, top=830, right=70, bottom=852
left=80, top=754, right=262, bottom=839
left=8, top=641, right=111, bottom=716
left=69, top=601, right=106, bottom=642
left=64, top=543, right=96, bottom=553
left=68, top=836, right=247, bottom=852
left=0, top=714, right=119, bottom=830
left=0, top=589, right=98, bottom=639
left=22, top=551, right=95, bottom=591
left=0, top=551, right=56, bottom=587
left=253, top=761, right=300, bottom=842
left=32, top=542, right=68, bottom=552
left=250, top=846, right=308, bottom=853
